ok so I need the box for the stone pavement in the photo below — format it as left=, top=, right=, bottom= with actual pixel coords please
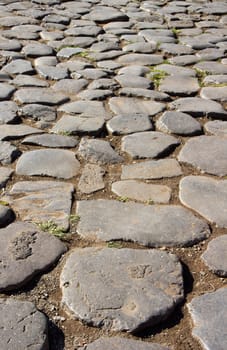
left=0, top=0, right=226, bottom=349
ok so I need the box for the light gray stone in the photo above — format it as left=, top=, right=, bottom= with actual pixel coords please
left=12, top=74, right=49, bottom=87
left=22, top=43, right=53, bottom=57
left=78, top=164, right=105, bottom=194
left=0, top=101, right=18, bottom=124
left=178, top=136, right=227, bottom=176
left=0, top=141, right=20, bottom=164
left=16, top=149, right=80, bottom=179
left=61, top=247, right=183, bottom=332
left=78, top=139, right=123, bottom=164
left=76, top=200, right=210, bottom=247
left=179, top=176, right=227, bottom=228
left=0, top=124, right=41, bottom=141
left=0, top=167, right=13, bottom=188
left=117, top=53, right=163, bottom=66
left=0, top=221, right=66, bottom=291
left=204, top=120, right=227, bottom=136
left=2, top=59, right=34, bottom=75
left=122, top=132, right=180, bottom=159
left=22, top=134, right=78, bottom=148
left=0, top=299, right=49, bottom=350
left=188, top=287, right=227, bottom=350
left=86, top=7, right=128, bottom=22
left=0, top=83, right=15, bottom=100
left=58, top=101, right=110, bottom=119
left=52, top=79, right=88, bottom=94
left=157, top=111, right=202, bottom=136
left=194, top=61, right=227, bottom=75
left=200, top=86, right=227, bottom=102
left=107, top=114, right=153, bottom=135
left=21, top=104, right=56, bottom=122
left=52, top=115, right=105, bottom=136
left=14, top=88, right=68, bottom=105
left=202, top=235, right=227, bottom=277
left=109, top=97, right=165, bottom=117
left=159, top=76, right=199, bottom=96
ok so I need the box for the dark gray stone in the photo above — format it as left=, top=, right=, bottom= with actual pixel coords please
left=22, top=43, right=53, bottom=57
left=12, top=74, right=49, bottom=87
left=157, top=111, right=202, bottom=136
left=0, top=299, right=49, bottom=350
left=58, top=101, right=110, bottom=119
left=0, top=221, right=66, bottom=291
left=0, top=204, right=14, bottom=228
left=117, top=53, right=163, bottom=66
left=21, top=104, right=56, bottom=122
left=107, top=114, right=153, bottom=135
left=202, top=236, right=227, bottom=277
left=76, top=200, right=210, bottom=247
left=61, top=247, right=183, bottom=332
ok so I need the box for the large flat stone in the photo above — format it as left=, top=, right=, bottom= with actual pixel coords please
left=58, top=100, right=110, bottom=119
left=14, top=88, right=68, bottom=105
left=78, top=164, right=105, bottom=194
left=157, top=111, right=202, bottom=136
left=109, top=97, right=165, bottom=117
left=178, top=136, right=227, bottom=176
left=76, top=200, right=210, bottom=247
left=0, top=124, right=42, bottom=141
left=0, top=221, right=66, bottom=291
left=16, top=149, right=80, bottom=179
left=159, top=76, right=199, bottom=96
left=0, top=299, right=49, bottom=350
left=188, top=287, right=227, bottom=350
left=202, top=235, right=227, bottom=277
left=5, top=181, right=74, bottom=230
left=179, top=176, right=227, bottom=228
left=61, top=247, right=184, bottom=332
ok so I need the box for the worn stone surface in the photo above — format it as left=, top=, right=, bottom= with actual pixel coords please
left=14, top=88, right=68, bottom=105
left=0, top=166, right=13, bottom=188
left=109, top=97, right=165, bottom=117
left=78, top=164, right=105, bottom=194
left=107, top=114, right=153, bottom=135
left=0, top=221, right=66, bottom=291
left=22, top=133, right=78, bottom=148
left=0, top=124, right=41, bottom=141
left=52, top=115, right=105, bottom=136
left=0, top=299, right=49, bottom=350
left=204, top=120, right=227, bottom=137
left=0, top=141, right=20, bottom=164
left=76, top=200, right=210, bottom=247
left=61, top=247, right=184, bottom=332
left=157, top=111, right=202, bottom=136
left=202, top=236, right=227, bottom=277
left=159, top=76, right=199, bottom=96
left=188, top=287, right=227, bottom=350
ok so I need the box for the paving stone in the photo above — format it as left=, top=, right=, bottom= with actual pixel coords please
left=0, top=166, right=13, bottom=188
left=157, top=111, right=202, bottom=136
left=204, top=120, right=227, bottom=136
left=21, top=104, right=56, bottom=122
left=0, top=101, right=18, bottom=124
left=117, top=65, right=150, bottom=77
left=202, top=74, right=227, bottom=85
left=2, top=59, right=34, bottom=75
left=169, top=97, right=227, bottom=119
left=6, top=181, right=74, bottom=230
left=22, top=43, right=54, bottom=57
left=194, top=61, right=227, bottom=75
left=58, top=101, right=110, bottom=119
left=16, top=149, right=80, bottom=179
left=107, top=114, right=153, bottom=135
left=0, top=299, right=49, bottom=350
left=52, top=79, right=88, bottom=94
left=76, top=200, right=210, bottom=247
left=78, top=164, right=105, bottom=194
left=78, top=138, right=123, bottom=164
left=117, top=53, right=163, bottom=66
left=77, top=89, right=113, bottom=101
left=121, top=159, right=182, bottom=180
left=159, top=76, right=199, bottom=96
left=118, top=88, right=170, bottom=101
left=12, top=74, right=49, bottom=87
left=88, top=78, right=118, bottom=90
left=34, top=56, right=57, bottom=67
left=201, top=235, right=227, bottom=277
left=200, top=86, right=227, bottom=102
left=196, top=48, right=225, bottom=61
left=123, top=42, right=156, bottom=53
left=0, top=124, right=41, bottom=141
left=0, top=39, right=21, bottom=51
left=179, top=176, right=227, bottom=228
left=0, top=221, right=66, bottom=291
left=61, top=247, right=184, bottom=332
left=115, top=75, right=152, bottom=89
left=178, top=136, right=227, bottom=176
left=86, top=7, right=128, bottom=22
left=36, top=65, right=69, bottom=80
left=168, top=55, right=200, bottom=66
left=14, top=88, right=68, bottom=105
left=152, top=64, right=196, bottom=77
left=188, top=287, right=227, bottom=350
left=0, top=83, right=16, bottom=100
left=112, top=180, right=171, bottom=203
left=0, top=141, right=20, bottom=164
left=79, top=337, right=170, bottom=350
left=159, top=43, right=194, bottom=55
left=2, top=29, right=40, bottom=40
left=122, top=131, right=180, bottom=159
left=52, top=115, right=105, bottom=136
left=22, top=134, right=78, bottom=148
left=0, top=204, right=14, bottom=228
left=109, top=97, right=165, bottom=117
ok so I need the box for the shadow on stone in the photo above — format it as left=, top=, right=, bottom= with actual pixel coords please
left=48, top=320, right=65, bottom=350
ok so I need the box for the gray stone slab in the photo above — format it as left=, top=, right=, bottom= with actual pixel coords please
left=200, top=86, right=227, bottom=102
left=112, top=180, right=171, bottom=203
left=52, top=115, right=105, bottom=136
left=61, top=247, right=184, bottom=332
left=109, top=97, right=165, bottom=117
left=6, top=181, right=74, bottom=230
left=157, top=111, right=202, bottom=136
left=52, top=79, right=88, bottom=94
left=12, top=74, right=49, bottom=87
left=188, top=287, right=227, bottom=350
left=202, top=235, right=227, bottom=277
left=118, top=88, right=169, bottom=101
left=16, top=149, right=80, bottom=179
left=107, top=114, right=153, bottom=135
left=22, top=43, right=53, bottom=57
left=0, top=124, right=41, bottom=141
left=0, top=221, right=66, bottom=291
left=0, top=141, right=20, bottom=164
left=204, top=120, right=227, bottom=137
left=0, top=166, right=13, bottom=188
left=153, top=64, right=196, bottom=77
left=22, top=134, right=78, bottom=148
left=36, top=65, right=69, bottom=80
left=76, top=200, right=210, bottom=247
left=122, top=131, right=180, bottom=159
left=21, top=104, right=56, bottom=122
left=194, top=61, right=227, bottom=75
left=0, top=203, right=14, bottom=228
left=0, top=83, right=15, bottom=100
left=115, top=75, right=152, bottom=89
left=14, top=88, right=68, bottom=106
left=179, top=176, right=227, bottom=228
left=2, top=59, right=34, bottom=75
left=121, top=159, right=182, bottom=180
left=117, top=53, right=163, bottom=66
left=58, top=101, right=110, bottom=119
left=159, top=76, right=199, bottom=96
left=0, top=299, right=49, bottom=350
left=0, top=101, right=18, bottom=124
left=77, top=89, right=113, bottom=101
left=79, top=337, right=170, bottom=350
left=78, top=164, right=105, bottom=194
left=178, top=136, right=227, bottom=176
left=86, top=7, right=128, bottom=22
left=0, top=39, right=21, bottom=51
left=202, top=74, right=227, bottom=85
left=169, top=97, right=227, bottom=119
left=78, top=138, right=123, bottom=164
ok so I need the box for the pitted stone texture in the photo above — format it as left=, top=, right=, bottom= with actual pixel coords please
left=6, top=181, right=73, bottom=230
left=200, top=86, right=227, bottom=102
left=121, top=159, right=182, bottom=180
left=79, top=337, right=170, bottom=350
left=78, top=164, right=105, bottom=194
left=0, top=221, right=66, bottom=291
left=109, top=97, right=165, bottom=117
left=122, top=132, right=180, bottom=159
left=157, top=112, right=202, bottom=136
left=107, top=114, right=153, bottom=135
left=52, top=115, right=105, bottom=136
left=112, top=180, right=171, bottom=203
left=178, top=136, right=227, bottom=176
left=78, top=139, right=123, bottom=164
left=180, top=176, right=227, bottom=228
left=188, top=287, right=227, bottom=350
left=61, top=247, right=184, bottom=332
left=169, top=97, right=227, bottom=119
left=16, top=149, right=80, bottom=179
left=0, top=299, right=49, bottom=350
left=159, top=76, right=199, bottom=96
left=76, top=200, right=210, bottom=247
left=14, top=88, right=68, bottom=105
left=0, top=124, right=41, bottom=141
left=204, top=120, right=227, bottom=137
left=0, top=167, right=13, bottom=188
left=22, top=134, right=78, bottom=148
left=21, top=104, right=56, bottom=122
left=202, top=236, right=227, bottom=277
